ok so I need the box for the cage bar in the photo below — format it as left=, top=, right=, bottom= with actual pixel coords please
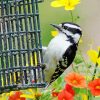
left=0, top=0, right=45, bottom=94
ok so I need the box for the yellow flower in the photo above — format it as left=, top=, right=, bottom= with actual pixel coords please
left=81, top=94, right=88, bottom=100
left=0, top=92, right=11, bottom=100
left=21, top=88, right=42, bottom=99
left=51, top=31, right=58, bottom=37
left=21, top=89, right=35, bottom=99
left=51, top=0, right=80, bottom=10
left=0, top=93, right=7, bottom=100
left=87, top=47, right=100, bottom=65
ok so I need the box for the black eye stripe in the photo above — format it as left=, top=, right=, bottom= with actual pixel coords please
left=62, top=24, right=68, bottom=29
left=63, top=26, right=69, bottom=30
left=68, top=28, right=81, bottom=33
left=69, top=28, right=82, bottom=35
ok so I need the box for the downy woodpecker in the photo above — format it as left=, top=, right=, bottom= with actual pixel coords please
left=43, top=22, right=82, bottom=84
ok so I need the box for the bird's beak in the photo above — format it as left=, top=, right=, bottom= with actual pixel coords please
left=50, top=24, right=62, bottom=31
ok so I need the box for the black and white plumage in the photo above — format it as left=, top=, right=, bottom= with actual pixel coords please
left=43, top=22, right=82, bottom=84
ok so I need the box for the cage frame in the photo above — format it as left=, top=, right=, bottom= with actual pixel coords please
left=0, top=0, right=46, bottom=94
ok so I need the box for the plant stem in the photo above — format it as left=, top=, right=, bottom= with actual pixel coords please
left=92, top=50, right=100, bottom=80
left=79, top=50, right=88, bottom=67
left=78, top=50, right=90, bottom=99
left=69, top=11, right=74, bottom=22
left=92, top=63, right=98, bottom=80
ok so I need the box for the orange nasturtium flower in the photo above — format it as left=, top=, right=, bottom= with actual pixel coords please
left=51, top=0, right=80, bottom=10
left=52, top=84, right=75, bottom=100
left=58, top=89, right=74, bottom=100
left=65, top=72, right=86, bottom=88
left=87, top=47, right=100, bottom=66
left=65, top=84, right=75, bottom=96
left=88, top=79, right=100, bottom=96
left=8, top=91, right=26, bottom=100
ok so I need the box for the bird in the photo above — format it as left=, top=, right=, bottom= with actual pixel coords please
left=43, top=22, right=82, bottom=85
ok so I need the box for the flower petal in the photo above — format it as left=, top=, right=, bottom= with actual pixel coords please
left=65, top=72, right=86, bottom=88
left=65, top=5, right=75, bottom=10
left=51, top=31, right=58, bottom=37
left=70, top=0, right=80, bottom=6
left=87, top=50, right=98, bottom=63
left=51, top=1, right=64, bottom=7
left=58, top=89, right=74, bottom=100
left=20, top=94, right=35, bottom=99
left=65, top=84, right=75, bottom=96
left=88, top=79, right=100, bottom=96
left=81, top=94, right=88, bottom=100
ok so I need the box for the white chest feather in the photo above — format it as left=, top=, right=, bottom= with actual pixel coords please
left=46, top=34, right=72, bottom=60
left=44, top=34, right=72, bottom=69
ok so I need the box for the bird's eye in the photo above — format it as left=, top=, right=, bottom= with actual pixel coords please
left=63, top=26, right=69, bottom=30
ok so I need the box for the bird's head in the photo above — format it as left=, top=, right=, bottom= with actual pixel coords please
left=50, top=22, right=82, bottom=44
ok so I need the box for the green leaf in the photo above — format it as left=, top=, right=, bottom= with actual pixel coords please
left=79, top=88, right=87, bottom=94
left=74, top=88, right=81, bottom=94
left=56, top=76, right=63, bottom=84
left=74, top=54, right=83, bottom=64
left=74, top=95, right=82, bottom=100
left=40, top=91, right=52, bottom=100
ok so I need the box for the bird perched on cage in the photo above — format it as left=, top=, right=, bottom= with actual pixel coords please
left=43, top=22, right=82, bottom=85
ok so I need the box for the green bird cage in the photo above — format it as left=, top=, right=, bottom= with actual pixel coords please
left=0, top=0, right=46, bottom=94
